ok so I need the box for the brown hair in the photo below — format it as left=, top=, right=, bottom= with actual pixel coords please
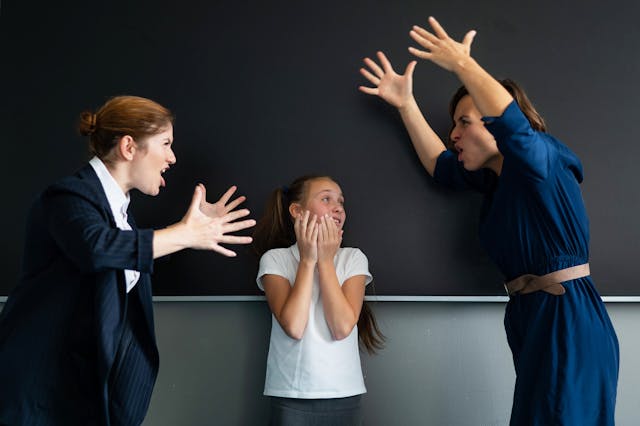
left=448, top=79, right=546, bottom=146
left=252, top=175, right=385, bottom=354
left=78, top=95, right=174, bottom=161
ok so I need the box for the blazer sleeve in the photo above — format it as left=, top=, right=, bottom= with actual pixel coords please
left=43, top=179, right=154, bottom=274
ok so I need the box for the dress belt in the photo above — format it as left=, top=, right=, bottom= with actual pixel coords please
left=504, top=263, right=590, bottom=296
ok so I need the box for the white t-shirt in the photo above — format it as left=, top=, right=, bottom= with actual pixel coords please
left=257, top=244, right=372, bottom=399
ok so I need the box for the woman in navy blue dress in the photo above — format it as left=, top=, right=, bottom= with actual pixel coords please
left=359, top=16, right=619, bottom=425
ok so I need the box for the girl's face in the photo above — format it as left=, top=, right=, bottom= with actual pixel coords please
left=292, top=178, right=346, bottom=230
left=129, top=125, right=176, bottom=195
left=450, top=95, right=502, bottom=173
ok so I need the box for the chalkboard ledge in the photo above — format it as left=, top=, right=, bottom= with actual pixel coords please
left=148, top=295, right=638, bottom=302
left=2, top=296, right=639, bottom=303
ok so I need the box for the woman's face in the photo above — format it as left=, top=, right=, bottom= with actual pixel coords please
left=129, top=125, right=176, bottom=196
left=450, top=95, right=502, bottom=173
left=294, top=178, right=346, bottom=230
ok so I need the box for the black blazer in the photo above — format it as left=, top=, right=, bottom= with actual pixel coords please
left=0, top=164, right=159, bottom=426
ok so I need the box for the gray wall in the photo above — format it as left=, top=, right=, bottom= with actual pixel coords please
left=142, top=301, right=637, bottom=426
left=0, top=301, right=637, bottom=424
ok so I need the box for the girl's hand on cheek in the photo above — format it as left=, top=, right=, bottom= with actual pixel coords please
left=294, top=210, right=318, bottom=264
left=317, top=214, right=342, bottom=263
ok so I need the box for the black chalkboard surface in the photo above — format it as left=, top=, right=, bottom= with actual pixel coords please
left=1, top=0, right=638, bottom=297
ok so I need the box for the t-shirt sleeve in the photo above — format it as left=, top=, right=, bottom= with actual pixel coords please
left=257, top=250, right=289, bottom=291
left=345, top=248, right=373, bottom=286
left=483, top=100, right=552, bottom=181
left=433, top=150, right=497, bottom=193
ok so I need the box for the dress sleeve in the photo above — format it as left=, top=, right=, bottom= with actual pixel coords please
left=483, top=100, right=551, bottom=181
left=43, top=183, right=154, bottom=274
left=344, top=248, right=373, bottom=286
left=433, top=150, right=497, bottom=193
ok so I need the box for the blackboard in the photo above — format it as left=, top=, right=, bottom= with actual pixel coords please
left=1, top=0, right=638, bottom=297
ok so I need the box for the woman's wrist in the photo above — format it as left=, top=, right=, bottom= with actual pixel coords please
left=452, top=56, right=481, bottom=81
left=167, top=222, right=191, bottom=249
left=152, top=222, right=190, bottom=258
left=397, top=95, right=418, bottom=113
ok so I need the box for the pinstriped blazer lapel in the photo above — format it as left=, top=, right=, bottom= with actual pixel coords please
left=72, top=164, right=129, bottom=420
left=76, top=164, right=117, bottom=228
left=125, top=211, right=158, bottom=347
left=80, top=163, right=157, bottom=340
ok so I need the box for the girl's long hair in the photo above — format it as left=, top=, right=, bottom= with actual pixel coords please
left=252, top=175, right=385, bottom=354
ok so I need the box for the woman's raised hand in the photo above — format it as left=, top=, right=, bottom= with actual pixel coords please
left=294, top=210, right=318, bottom=264
left=197, top=183, right=247, bottom=219
left=408, top=16, right=476, bottom=73
left=359, top=51, right=417, bottom=109
left=181, top=185, right=255, bottom=257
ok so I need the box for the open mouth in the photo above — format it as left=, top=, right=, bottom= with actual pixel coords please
left=160, top=167, right=169, bottom=187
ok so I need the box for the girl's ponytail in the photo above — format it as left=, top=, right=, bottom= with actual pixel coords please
left=358, top=300, right=385, bottom=354
left=251, top=187, right=295, bottom=259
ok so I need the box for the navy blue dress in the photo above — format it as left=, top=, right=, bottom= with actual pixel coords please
left=434, top=101, right=619, bottom=425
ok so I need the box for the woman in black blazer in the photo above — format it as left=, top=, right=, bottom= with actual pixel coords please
left=0, top=95, right=255, bottom=426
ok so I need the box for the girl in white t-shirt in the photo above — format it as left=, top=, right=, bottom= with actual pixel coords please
left=252, top=175, right=384, bottom=426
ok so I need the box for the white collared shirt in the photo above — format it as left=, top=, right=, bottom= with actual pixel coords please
left=89, top=156, right=140, bottom=293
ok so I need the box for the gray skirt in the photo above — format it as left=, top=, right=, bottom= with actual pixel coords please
left=269, top=395, right=363, bottom=426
